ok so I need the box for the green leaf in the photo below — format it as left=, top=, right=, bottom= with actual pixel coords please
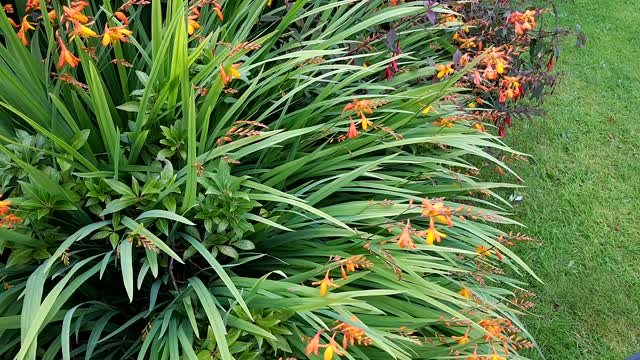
left=120, top=240, right=134, bottom=302
left=136, top=210, right=195, bottom=225
left=182, top=234, right=252, bottom=320
left=188, top=277, right=232, bottom=360
left=121, top=217, right=183, bottom=264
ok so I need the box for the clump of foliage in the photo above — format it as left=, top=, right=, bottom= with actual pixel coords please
left=0, top=1, right=552, bottom=359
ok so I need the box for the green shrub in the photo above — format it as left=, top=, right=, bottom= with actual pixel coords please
left=0, top=1, right=538, bottom=359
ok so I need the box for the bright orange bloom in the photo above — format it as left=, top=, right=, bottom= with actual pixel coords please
left=312, top=270, right=339, bottom=296
left=347, top=120, right=359, bottom=139
left=187, top=8, right=201, bottom=35
left=479, top=318, right=510, bottom=342
left=421, top=198, right=453, bottom=226
left=472, top=122, right=485, bottom=132
left=46, top=10, right=58, bottom=23
left=114, top=11, right=129, bottom=25
left=435, top=62, right=454, bottom=79
left=499, top=76, right=522, bottom=103
left=219, top=63, right=242, bottom=85
left=394, top=222, right=416, bottom=249
left=458, top=36, right=477, bottom=50
left=507, top=10, right=537, bottom=36
left=0, top=214, right=22, bottom=228
left=69, top=20, right=97, bottom=41
left=56, top=36, right=80, bottom=68
left=213, top=2, right=224, bottom=21
left=0, top=196, right=11, bottom=216
left=25, top=0, right=42, bottom=12
left=101, top=24, right=133, bottom=46
left=338, top=256, right=372, bottom=280
left=17, top=16, right=36, bottom=46
left=482, top=48, right=510, bottom=80
left=333, top=316, right=371, bottom=348
left=63, top=2, right=90, bottom=24
left=305, top=331, right=323, bottom=356
left=342, top=99, right=388, bottom=131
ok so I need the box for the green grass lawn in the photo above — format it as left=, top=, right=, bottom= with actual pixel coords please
left=504, top=0, right=640, bottom=359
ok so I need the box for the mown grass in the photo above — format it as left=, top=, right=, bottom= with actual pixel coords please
left=504, top=0, right=640, bottom=358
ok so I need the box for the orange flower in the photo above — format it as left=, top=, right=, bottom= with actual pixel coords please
left=479, top=318, right=507, bottom=341
left=347, top=119, right=359, bottom=139
left=421, top=198, right=453, bottom=226
left=312, top=270, right=339, bottom=296
left=458, top=36, right=477, bottom=50
left=25, top=0, right=41, bottom=12
left=219, top=63, right=242, bottom=85
left=338, top=256, right=372, bottom=280
left=213, top=2, right=224, bottom=21
left=101, top=24, right=133, bottom=46
left=507, top=10, right=537, bottom=36
left=56, top=36, right=80, bottom=68
left=69, top=20, right=97, bottom=41
left=435, top=62, right=454, bottom=79
left=0, top=214, right=22, bottom=228
left=305, top=331, right=323, bottom=356
left=499, top=76, right=522, bottom=103
left=394, top=222, right=416, bottom=249
left=187, top=8, right=201, bottom=35
left=17, top=16, right=36, bottom=46
left=342, top=99, right=388, bottom=131
left=0, top=196, right=11, bottom=216
left=114, top=11, right=129, bottom=26
left=63, top=1, right=90, bottom=24
left=333, top=316, right=371, bottom=348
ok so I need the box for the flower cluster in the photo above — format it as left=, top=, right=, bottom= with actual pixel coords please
left=433, top=2, right=564, bottom=137
left=312, top=256, right=373, bottom=297
left=0, top=195, right=21, bottom=228
left=305, top=316, right=373, bottom=360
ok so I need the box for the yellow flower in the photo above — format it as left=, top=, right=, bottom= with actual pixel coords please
left=101, top=25, right=133, bottom=47
left=458, top=287, right=472, bottom=299
left=219, top=63, right=242, bottom=85
left=187, top=18, right=201, bottom=35
left=435, top=63, right=454, bottom=79
left=475, top=246, right=492, bottom=258
left=312, top=270, right=339, bottom=296
left=425, top=227, right=447, bottom=245
left=17, top=16, right=36, bottom=46
left=69, top=20, right=97, bottom=41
